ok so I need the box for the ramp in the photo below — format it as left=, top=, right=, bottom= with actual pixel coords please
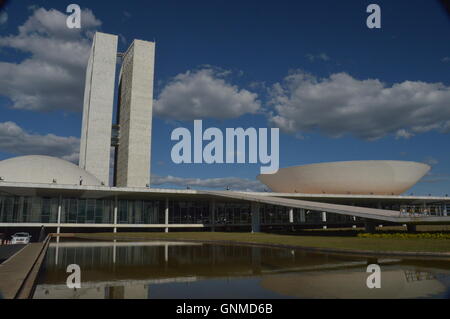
left=203, top=191, right=450, bottom=224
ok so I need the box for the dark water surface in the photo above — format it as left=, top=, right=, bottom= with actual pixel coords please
left=33, top=239, right=450, bottom=299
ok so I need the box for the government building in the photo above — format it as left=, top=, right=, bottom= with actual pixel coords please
left=0, top=32, right=449, bottom=236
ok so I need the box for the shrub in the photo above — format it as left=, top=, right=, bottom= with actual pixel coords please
left=357, top=232, right=450, bottom=239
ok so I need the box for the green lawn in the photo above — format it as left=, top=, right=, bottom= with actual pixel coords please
left=72, top=232, right=450, bottom=254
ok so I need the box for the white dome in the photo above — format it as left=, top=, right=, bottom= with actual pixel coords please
left=0, top=155, right=102, bottom=186
left=257, top=160, right=430, bottom=195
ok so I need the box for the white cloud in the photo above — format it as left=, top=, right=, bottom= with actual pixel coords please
left=154, top=68, right=261, bottom=120
left=119, top=33, right=127, bottom=45
left=0, top=11, right=7, bottom=25
left=395, top=129, right=413, bottom=139
left=268, top=71, right=450, bottom=140
left=423, top=156, right=438, bottom=166
left=151, top=175, right=266, bottom=192
left=306, top=53, right=330, bottom=62
left=0, top=7, right=101, bottom=112
left=419, top=172, right=450, bottom=184
left=0, top=121, right=79, bottom=162
left=442, top=57, right=450, bottom=63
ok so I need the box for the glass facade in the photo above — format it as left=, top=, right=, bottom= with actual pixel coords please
left=215, top=202, right=251, bottom=225
left=118, top=200, right=164, bottom=224
left=1, top=193, right=432, bottom=227
left=260, top=204, right=290, bottom=224
left=168, top=200, right=209, bottom=224
left=0, top=196, right=59, bottom=223
left=61, top=198, right=114, bottom=224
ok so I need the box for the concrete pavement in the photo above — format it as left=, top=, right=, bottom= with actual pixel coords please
left=0, top=237, right=50, bottom=299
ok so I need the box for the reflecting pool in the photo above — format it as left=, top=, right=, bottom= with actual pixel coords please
left=33, top=239, right=450, bottom=299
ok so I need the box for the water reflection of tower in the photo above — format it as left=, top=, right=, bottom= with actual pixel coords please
left=251, top=247, right=262, bottom=275
left=105, top=286, right=124, bottom=299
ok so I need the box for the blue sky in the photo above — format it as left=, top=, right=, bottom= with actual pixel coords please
left=0, top=0, right=449, bottom=194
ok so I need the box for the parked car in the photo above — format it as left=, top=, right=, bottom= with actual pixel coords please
left=11, top=232, right=32, bottom=244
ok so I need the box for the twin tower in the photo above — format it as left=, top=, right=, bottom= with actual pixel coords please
left=79, top=32, right=155, bottom=187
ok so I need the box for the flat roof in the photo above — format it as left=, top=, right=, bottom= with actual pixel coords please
left=0, top=181, right=449, bottom=203
left=1, top=181, right=450, bottom=224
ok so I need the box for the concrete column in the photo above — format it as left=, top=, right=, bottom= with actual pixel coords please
left=113, top=240, right=117, bottom=264
left=322, top=211, right=327, bottom=229
left=56, top=195, right=62, bottom=235
left=289, top=208, right=294, bottom=223
left=251, top=202, right=261, bottom=233
left=364, top=220, right=376, bottom=233
left=407, top=224, right=417, bottom=232
left=210, top=199, right=216, bottom=232
left=299, top=209, right=306, bottom=223
left=17, top=197, right=24, bottom=222
left=165, top=244, right=169, bottom=263
left=443, top=204, right=448, bottom=217
left=165, top=197, right=169, bottom=233
left=55, top=238, right=59, bottom=265
left=113, top=195, right=118, bottom=233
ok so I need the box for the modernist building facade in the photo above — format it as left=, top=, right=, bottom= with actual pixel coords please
left=79, top=32, right=118, bottom=186
left=0, top=32, right=449, bottom=234
left=79, top=32, right=155, bottom=188
left=0, top=179, right=449, bottom=234
left=115, top=39, right=155, bottom=187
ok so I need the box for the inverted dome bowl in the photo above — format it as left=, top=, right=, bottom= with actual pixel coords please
left=257, top=160, right=430, bottom=195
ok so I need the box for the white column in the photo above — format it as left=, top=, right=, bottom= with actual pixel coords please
left=289, top=208, right=294, bottom=223
left=56, top=195, right=62, bottom=235
left=251, top=202, right=261, bottom=233
left=55, top=237, right=60, bottom=265
left=300, top=209, right=306, bottom=223
left=322, top=211, right=327, bottom=229
left=113, top=239, right=117, bottom=264
left=113, top=195, right=118, bottom=233
left=165, top=197, right=169, bottom=233
left=210, top=199, right=216, bottom=232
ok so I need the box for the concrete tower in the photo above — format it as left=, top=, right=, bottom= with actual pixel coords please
left=114, top=39, right=155, bottom=187
left=79, top=32, right=118, bottom=185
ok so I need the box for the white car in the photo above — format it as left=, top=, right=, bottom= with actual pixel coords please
left=11, top=232, right=32, bottom=244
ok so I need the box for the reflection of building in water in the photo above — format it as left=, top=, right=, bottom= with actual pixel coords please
left=33, top=241, right=450, bottom=299
left=44, top=241, right=313, bottom=283
left=34, top=276, right=197, bottom=299
left=404, top=270, right=436, bottom=282
left=34, top=265, right=449, bottom=299
left=260, top=267, right=448, bottom=299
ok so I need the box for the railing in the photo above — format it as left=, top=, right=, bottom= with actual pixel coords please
left=399, top=205, right=448, bottom=218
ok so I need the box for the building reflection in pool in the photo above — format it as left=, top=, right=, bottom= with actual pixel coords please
left=33, top=239, right=450, bottom=299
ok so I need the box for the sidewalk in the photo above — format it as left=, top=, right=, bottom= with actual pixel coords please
left=0, top=238, right=49, bottom=299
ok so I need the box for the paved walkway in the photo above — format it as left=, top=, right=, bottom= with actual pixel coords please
left=0, top=240, right=48, bottom=299
left=0, top=245, right=25, bottom=263
left=204, top=191, right=450, bottom=223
